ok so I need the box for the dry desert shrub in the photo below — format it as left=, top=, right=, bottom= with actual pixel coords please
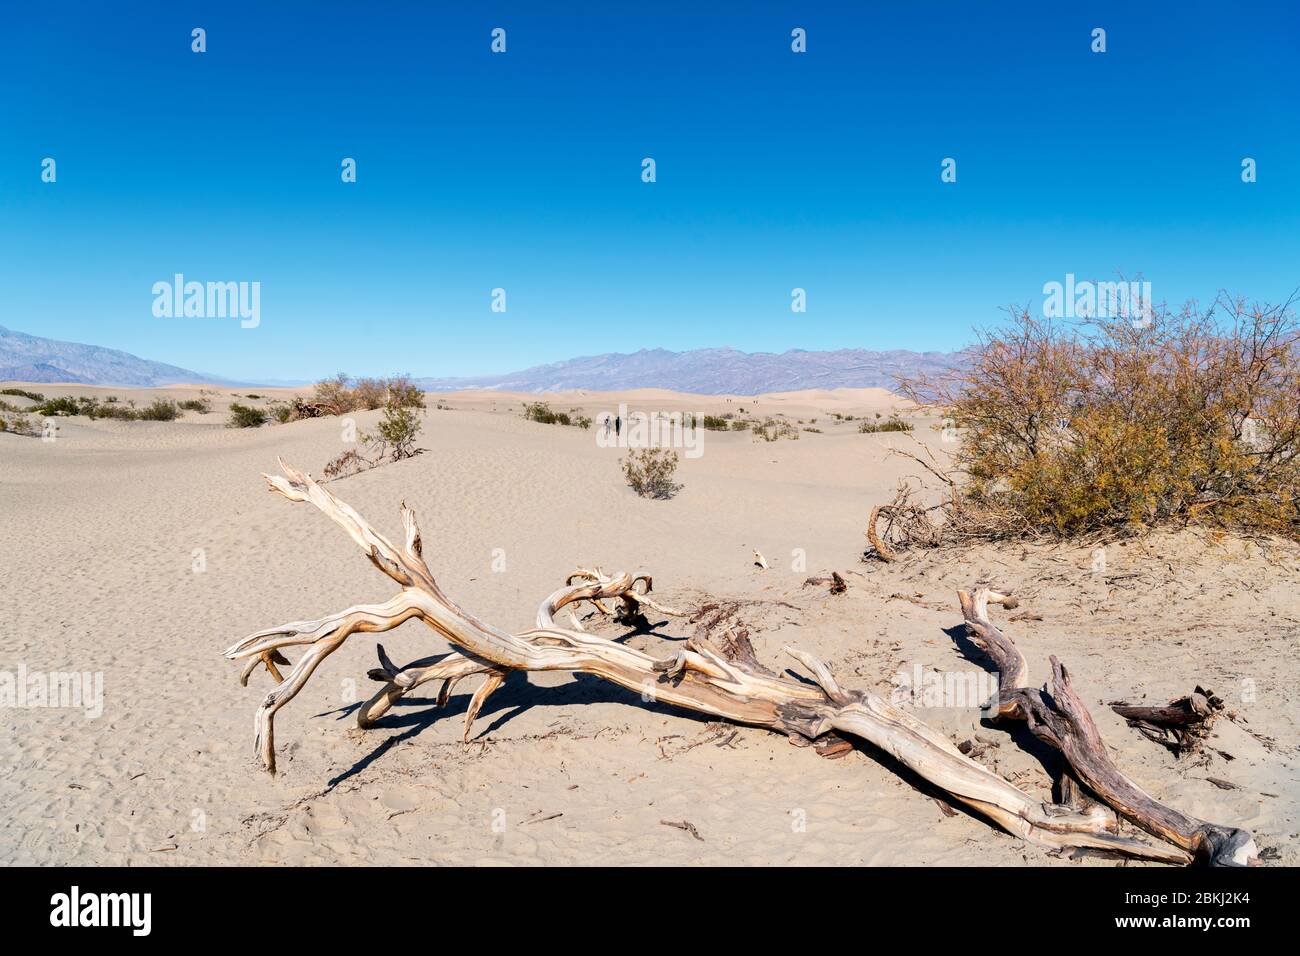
left=883, top=292, right=1300, bottom=550
left=859, top=412, right=912, bottom=433
left=351, top=377, right=389, bottom=410
left=752, top=418, right=799, bottom=441
left=312, top=373, right=359, bottom=415
left=384, top=375, right=426, bottom=411
left=622, top=448, right=682, bottom=499
left=352, top=375, right=426, bottom=412
left=322, top=398, right=425, bottom=480
left=323, top=448, right=369, bottom=480
left=280, top=374, right=426, bottom=422
left=0, top=409, right=37, bottom=435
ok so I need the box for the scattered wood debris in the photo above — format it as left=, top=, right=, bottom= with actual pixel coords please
left=813, top=734, right=855, bottom=759
left=1110, top=686, right=1224, bottom=756
left=933, top=797, right=959, bottom=818
left=803, top=572, right=848, bottom=595
left=524, top=811, right=564, bottom=825
left=661, top=819, right=704, bottom=841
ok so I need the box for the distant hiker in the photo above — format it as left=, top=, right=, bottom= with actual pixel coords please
left=615, top=415, right=622, bottom=437
left=603, top=415, right=612, bottom=439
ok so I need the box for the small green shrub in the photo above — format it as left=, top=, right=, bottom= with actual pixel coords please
left=371, top=403, right=422, bottom=460
left=621, top=448, right=682, bottom=499
left=0, top=388, right=44, bottom=402
left=138, top=399, right=179, bottom=421
left=228, top=402, right=267, bottom=428
left=701, top=415, right=730, bottom=430
left=33, top=396, right=83, bottom=417
left=324, top=400, right=424, bottom=479
left=178, top=398, right=211, bottom=414
left=522, top=402, right=574, bottom=425
left=92, top=402, right=139, bottom=420
left=31, top=395, right=148, bottom=420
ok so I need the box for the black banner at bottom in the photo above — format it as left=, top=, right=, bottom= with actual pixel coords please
left=1, top=864, right=1287, bottom=940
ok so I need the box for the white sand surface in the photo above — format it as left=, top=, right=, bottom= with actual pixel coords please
left=1, top=383, right=1295, bottom=865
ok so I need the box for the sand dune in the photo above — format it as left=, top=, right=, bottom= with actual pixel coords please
left=0, top=384, right=1294, bottom=865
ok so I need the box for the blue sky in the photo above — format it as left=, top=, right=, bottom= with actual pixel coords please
left=1, top=1, right=1296, bottom=380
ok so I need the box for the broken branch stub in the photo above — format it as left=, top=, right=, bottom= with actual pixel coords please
left=957, top=587, right=1256, bottom=866
left=1110, top=687, right=1225, bottom=756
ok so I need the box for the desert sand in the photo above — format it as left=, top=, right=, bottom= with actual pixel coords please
left=1, top=383, right=1296, bottom=865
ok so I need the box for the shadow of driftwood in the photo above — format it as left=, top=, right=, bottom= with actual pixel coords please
left=943, top=622, right=1071, bottom=788
left=319, top=650, right=714, bottom=790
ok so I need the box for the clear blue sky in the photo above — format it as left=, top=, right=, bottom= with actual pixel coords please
left=1, top=1, right=1296, bottom=380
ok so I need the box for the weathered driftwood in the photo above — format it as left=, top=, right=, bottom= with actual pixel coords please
left=355, top=567, right=679, bottom=736
left=957, top=589, right=1256, bottom=866
left=1110, top=687, right=1225, bottom=756
left=226, top=461, right=1253, bottom=866
left=866, top=504, right=901, bottom=561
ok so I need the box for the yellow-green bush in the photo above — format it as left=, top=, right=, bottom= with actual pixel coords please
left=899, top=294, right=1300, bottom=539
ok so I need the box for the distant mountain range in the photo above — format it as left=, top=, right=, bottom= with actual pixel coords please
left=0, top=325, right=250, bottom=388
left=0, top=326, right=960, bottom=394
left=414, top=347, right=960, bottom=394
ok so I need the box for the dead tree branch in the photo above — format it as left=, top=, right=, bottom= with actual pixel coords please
left=225, top=461, right=1254, bottom=866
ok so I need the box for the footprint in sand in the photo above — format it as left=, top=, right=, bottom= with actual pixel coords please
left=378, top=787, right=422, bottom=814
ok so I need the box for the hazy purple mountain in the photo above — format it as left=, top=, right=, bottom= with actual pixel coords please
left=0, top=325, right=251, bottom=387
left=1, top=326, right=959, bottom=394
left=413, top=347, right=961, bottom=395
left=0, top=362, right=95, bottom=384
